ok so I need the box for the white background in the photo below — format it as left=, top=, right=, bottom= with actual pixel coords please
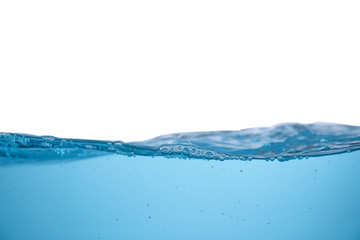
left=1, top=0, right=359, bottom=141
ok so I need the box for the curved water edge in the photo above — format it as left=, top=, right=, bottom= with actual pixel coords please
left=1, top=122, right=360, bottom=164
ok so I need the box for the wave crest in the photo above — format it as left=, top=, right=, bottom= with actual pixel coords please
left=1, top=122, right=360, bottom=164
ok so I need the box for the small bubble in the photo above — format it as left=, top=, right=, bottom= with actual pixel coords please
left=315, top=169, right=318, bottom=172
left=240, top=170, right=243, bottom=172
left=116, top=218, right=119, bottom=221
left=267, top=222, right=270, bottom=225
left=147, top=204, right=150, bottom=207
left=148, top=216, right=151, bottom=219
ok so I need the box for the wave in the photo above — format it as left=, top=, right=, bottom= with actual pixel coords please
left=1, top=122, right=360, bottom=164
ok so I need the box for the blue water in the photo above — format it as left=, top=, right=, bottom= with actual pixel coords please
left=0, top=123, right=360, bottom=239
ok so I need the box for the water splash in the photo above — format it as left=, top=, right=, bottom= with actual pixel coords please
left=1, top=122, right=360, bottom=164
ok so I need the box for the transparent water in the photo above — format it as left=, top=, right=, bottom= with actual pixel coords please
left=1, top=123, right=360, bottom=239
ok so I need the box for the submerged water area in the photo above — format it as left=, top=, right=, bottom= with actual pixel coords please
left=1, top=152, right=360, bottom=240
left=0, top=123, right=360, bottom=239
